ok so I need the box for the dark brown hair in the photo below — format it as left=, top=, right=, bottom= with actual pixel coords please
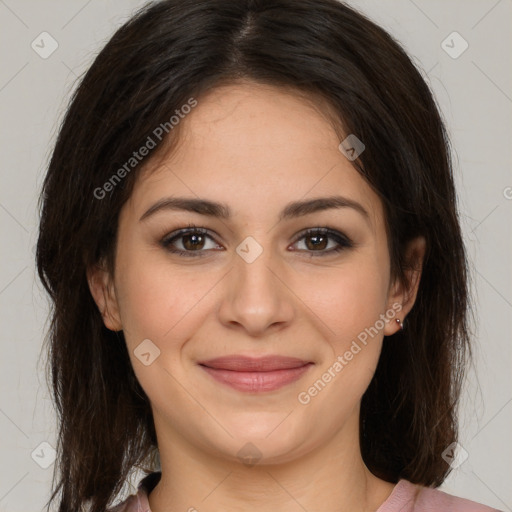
left=36, top=0, right=471, bottom=511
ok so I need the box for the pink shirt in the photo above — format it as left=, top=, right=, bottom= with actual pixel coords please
left=108, top=472, right=503, bottom=512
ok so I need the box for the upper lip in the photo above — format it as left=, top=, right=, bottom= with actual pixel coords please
left=198, top=355, right=312, bottom=372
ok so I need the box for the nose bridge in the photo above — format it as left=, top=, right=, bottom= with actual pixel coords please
left=235, top=234, right=276, bottom=288
left=234, top=233, right=281, bottom=300
left=217, top=233, right=294, bottom=334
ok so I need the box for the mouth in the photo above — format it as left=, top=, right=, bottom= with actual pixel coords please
left=198, top=355, right=314, bottom=393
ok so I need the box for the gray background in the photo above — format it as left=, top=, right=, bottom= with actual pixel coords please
left=0, top=1, right=510, bottom=511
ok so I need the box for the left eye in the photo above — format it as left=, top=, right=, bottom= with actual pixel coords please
left=291, top=228, right=353, bottom=256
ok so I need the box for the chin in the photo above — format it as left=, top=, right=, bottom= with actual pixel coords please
left=202, top=418, right=310, bottom=466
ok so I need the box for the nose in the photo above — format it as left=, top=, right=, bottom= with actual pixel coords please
left=217, top=237, right=295, bottom=337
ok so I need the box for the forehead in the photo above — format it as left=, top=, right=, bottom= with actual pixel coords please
left=127, top=82, right=384, bottom=232
left=176, top=82, right=342, bottom=161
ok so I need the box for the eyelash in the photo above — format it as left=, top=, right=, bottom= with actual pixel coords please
left=160, top=223, right=354, bottom=258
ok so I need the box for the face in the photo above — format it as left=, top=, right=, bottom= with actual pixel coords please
left=89, top=82, right=423, bottom=465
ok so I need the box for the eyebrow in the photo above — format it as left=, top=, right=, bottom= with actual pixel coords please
left=139, top=195, right=371, bottom=224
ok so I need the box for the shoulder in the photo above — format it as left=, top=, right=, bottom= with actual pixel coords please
left=106, top=489, right=151, bottom=512
left=378, top=479, right=503, bottom=512
left=106, top=492, right=144, bottom=512
left=106, top=472, right=160, bottom=512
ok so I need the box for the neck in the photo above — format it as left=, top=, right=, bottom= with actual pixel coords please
left=147, top=409, right=395, bottom=512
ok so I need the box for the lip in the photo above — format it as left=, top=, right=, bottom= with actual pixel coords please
left=199, top=355, right=311, bottom=371
left=198, top=355, right=313, bottom=393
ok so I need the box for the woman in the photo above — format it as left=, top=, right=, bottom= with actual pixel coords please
left=36, top=0, right=502, bottom=511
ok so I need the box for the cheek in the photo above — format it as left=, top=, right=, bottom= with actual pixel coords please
left=304, top=256, right=390, bottom=347
left=296, top=264, right=388, bottom=420
left=114, top=254, right=218, bottom=400
left=294, top=256, right=389, bottom=407
left=114, top=247, right=212, bottom=348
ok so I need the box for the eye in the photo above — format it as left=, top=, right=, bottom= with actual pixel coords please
left=161, top=224, right=222, bottom=257
left=161, top=225, right=353, bottom=258
left=290, top=227, right=353, bottom=256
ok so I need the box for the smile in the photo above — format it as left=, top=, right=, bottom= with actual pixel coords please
left=198, top=355, right=314, bottom=392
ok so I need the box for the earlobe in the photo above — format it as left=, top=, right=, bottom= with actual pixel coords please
left=86, top=264, right=123, bottom=331
left=384, top=236, right=427, bottom=336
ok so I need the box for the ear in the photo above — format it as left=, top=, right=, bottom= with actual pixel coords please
left=86, top=263, right=123, bottom=331
left=384, top=236, right=427, bottom=336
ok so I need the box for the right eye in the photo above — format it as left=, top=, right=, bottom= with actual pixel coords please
left=160, top=225, right=223, bottom=257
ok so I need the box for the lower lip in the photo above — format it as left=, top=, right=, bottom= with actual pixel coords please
left=199, top=363, right=313, bottom=392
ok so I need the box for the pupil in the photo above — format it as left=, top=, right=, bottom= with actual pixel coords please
left=307, top=235, right=327, bottom=250
left=184, top=233, right=204, bottom=250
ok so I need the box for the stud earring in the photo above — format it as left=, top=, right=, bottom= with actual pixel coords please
left=396, top=318, right=404, bottom=331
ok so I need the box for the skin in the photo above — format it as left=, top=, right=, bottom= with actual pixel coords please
left=88, top=82, right=425, bottom=512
